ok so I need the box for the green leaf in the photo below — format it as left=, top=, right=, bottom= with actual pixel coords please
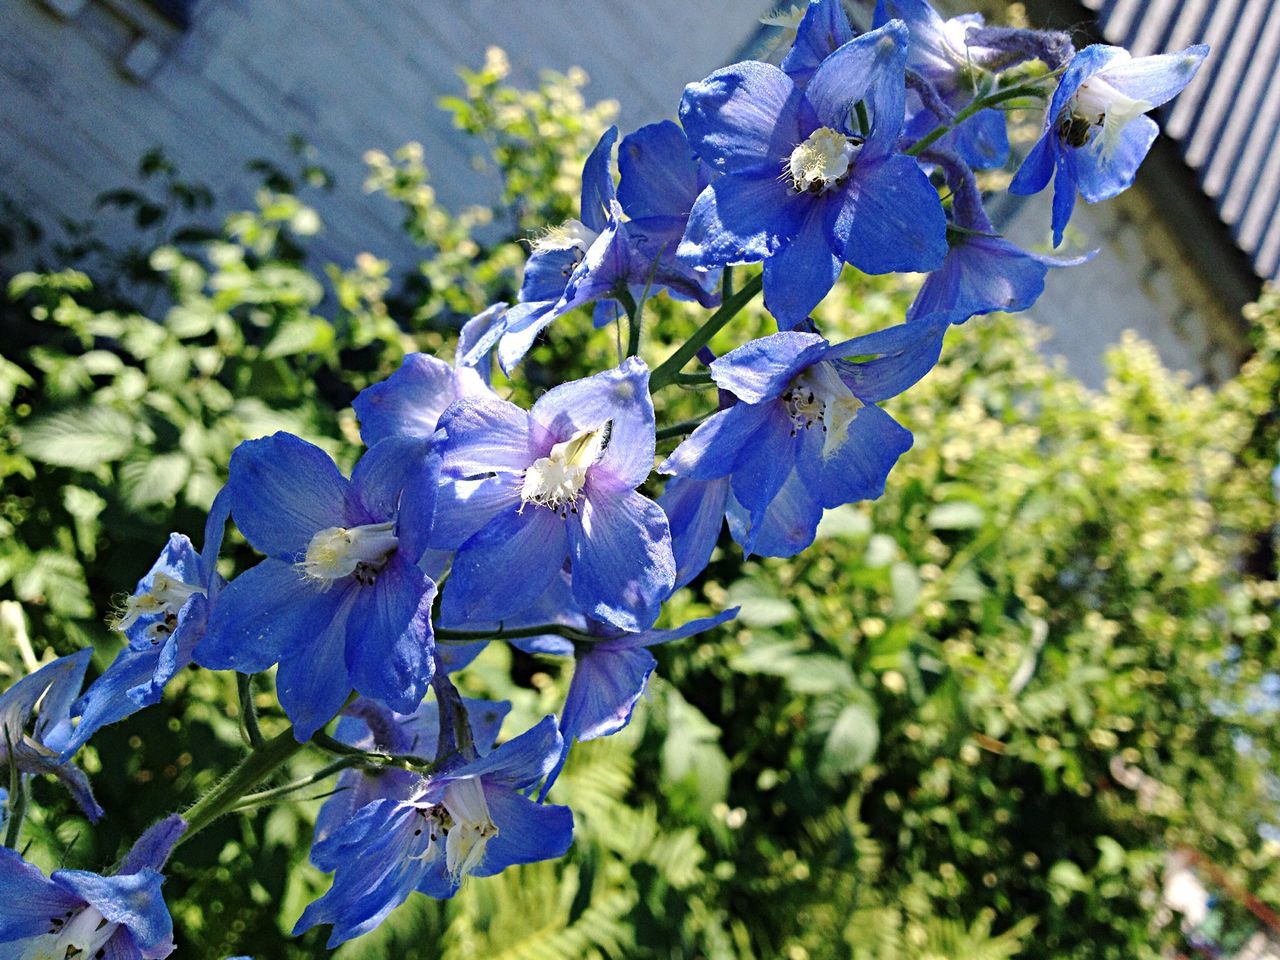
left=815, top=504, right=871, bottom=540
left=120, top=452, right=191, bottom=508
left=20, top=406, right=137, bottom=469
left=926, top=501, right=985, bottom=530
left=261, top=316, right=334, bottom=359
left=662, top=687, right=729, bottom=817
left=62, top=485, right=106, bottom=559
left=820, top=694, right=879, bottom=778
left=726, top=579, right=797, bottom=628
left=13, top=550, right=92, bottom=619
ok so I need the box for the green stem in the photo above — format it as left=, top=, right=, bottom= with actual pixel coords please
left=618, top=287, right=642, bottom=357
left=657, top=416, right=711, bottom=441
left=650, top=272, right=763, bottom=391
left=176, top=726, right=305, bottom=846
left=237, top=673, right=264, bottom=748
left=229, top=758, right=359, bottom=812
left=722, top=264, right=734, bottom=299
left=906, top=83, right=1050, bottom=158
left=310, top=732, right=436, bottom=770
left=3, top=778, right=26, bottom=850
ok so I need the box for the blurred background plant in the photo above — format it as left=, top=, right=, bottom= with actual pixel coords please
left=0, top=54, right=1276, bottom=960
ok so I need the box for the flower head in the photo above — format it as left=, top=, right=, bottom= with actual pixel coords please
left=678, top=20, right=948, bottom=327
left=197, top=433, right=439, bottom=741
left=1009, top=42, right=1208, bottom=245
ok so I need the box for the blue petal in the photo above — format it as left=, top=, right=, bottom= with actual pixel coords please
left=709, top=331, right=829, bottom=404
left=679, top=61, right=805, bottom=175
left=679, top=170, right=806, bottom=269
left=436, top=396, right=551, bottom=478
left=530, top=357, right=655, bottom=490
left=1072, top=114, right=1159, bottom=203
left=313, top=767, right=418, bottom=852
left=350, top=437, right=440, bottom=564
left=470, top=786, right=573, bottom=877
left=275, top=598, right=355, bottom=742
left=199, top=487, right=232, bottom=587
left=227, top=433, right=357, bottom=559
left=908, top=233, right=1053, bottom=321
left=519, top=248, right=577, bottom=303
left=579, top=126, right=619, bottom=234
left=727, top=469, right=824, bottom=558
left=51, top=869, right=172, bottom=955
left=345, top=553, right=436, bottom=714
left=561, top=643, right=657, bottom=743
left=620, top=606, right=741, bottom=650
left=875, top=0, right=952, bottom=75
left=953, top=108, right=1010, bottom=170
left=442, top=507, right=568, bottom=625
left=618, top=120, right=703, bottom=219
left=429, top=475, right=521, bottom=551
left=659, top=475, right=730, bottom=590
left=799, top=402, right=913, bottom=508
left=660, top=401, right=773, bottom=480
left=730, top=406, right=803, bottom=548
left=1008, top=130, right=1057, bottom=196
left=827, top=321, right=947, bottom=402
left=1044, top=45, right=1130, bottom=136
left=0, top=846, right=81, bottom=941
left=805, top=22, right=909, bottom=158
left=456, top=302, right=508, bottom=381
left=1050, top=149, right=1079, bottom=247
left=1094, top=45, right=1207, bottom=108
left=198, top=559, right=344, bottom=674
left=763, top=198, right=845, bottom=327
left=353, top=352, right=471, bottom=446
left=782, top=0, right=855, bottom=87
left=838, top=154, right=948, bottom=274
left=567, top=486, right=674, bottom=632
left=23, top=650, right=92, bottom=750
left=495, top=300, right=561, bottom=375
left=117, top=816, right=187, bottom=875
left=447, top=714, right=562, bottom=790
left=64, top=642, right=170, bottom=757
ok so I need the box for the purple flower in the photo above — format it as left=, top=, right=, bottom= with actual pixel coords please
left=0, top=815, right=185, bottom=958
left=475, top=126, right=720, bottom=373
left=0, top=650, right=102, bottom=822
left=660, top=320, right=950, bottom=559
left=435, top=357, right=675, bottom=632
left=295, top=716, right=572, bottom=946
left=677, top=20, right=948, bottom=327
left=62, top=492, right=231, bottom=757
left=1010, top=42, right=1208, bottom=246
left=197, top=433, right=439, bottom=741
left=908, top=149, right=1091, bottom=322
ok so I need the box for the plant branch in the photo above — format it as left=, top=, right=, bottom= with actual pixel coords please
left=906, top=83, right=1052, bottom=158
left=650, top=271, right=763, bottom=391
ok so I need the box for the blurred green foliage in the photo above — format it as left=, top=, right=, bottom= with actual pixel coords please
left=1, top=52, right=1277, bottom=960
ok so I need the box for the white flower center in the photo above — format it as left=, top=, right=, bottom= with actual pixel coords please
left=520, top=424, right=607, bottom=516
left=783, top=362, right=864, bottom=458
left=112, top=571, right=203, bottom=641
left=299, top=521, right=398, bottom=586
left=531, top=218, right=600, bottom=277
left=441, top=777, right=499, bottom=880
left=788, top=127, right=858, bottom=194
left=1067, top=75, right=1153, bottom=161
left=27, top=905, right=120, bottom=960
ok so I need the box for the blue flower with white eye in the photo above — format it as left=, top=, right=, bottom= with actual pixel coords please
left=472, top=126, right=720, bottom=374
left=62, top=492, right=230, bottom=757
left=0, top=814, right=185, bottom=959
left=197, top=433, right=439, bottom=742
left=677, top=20, right=947, bottom=328
left=1010, top=42, right=1207, bottom=246
left=434, top=357, right=675, bottom=632
left=312, top=694, right=511, bottom=850
left=0, top=650, right=102, bottom=822
left=907, top=149, right=1091, bottom=322
left=660, top=319, right=951, bottom=559
left=295, top=715, right=572, bottom=947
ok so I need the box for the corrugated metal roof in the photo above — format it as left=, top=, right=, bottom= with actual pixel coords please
left=1082, top=0, right=1280, bottom=280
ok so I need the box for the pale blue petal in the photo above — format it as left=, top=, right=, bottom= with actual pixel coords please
left=806, top=22, right=909, bottom=157
left=659, top=475, right=731, bottom=590
left=446, top=714, right=562, bottom=790
left=782, top=0, right=855, bottom=87
left=436, top=396, right=552, bottom=478
left=1095, top=45, right=1207, bottom=109
left=227, top=433, right=357, bottom=559
left=730, top=406, right=803, bottom=545
left=0, top=846, right=81, bottom=941
left=659, top=402, right=773, bottom=481
left=800, top=402, right=914, bottom=508
left=727, top=469, right=824, bottom=558
left=353, top=352, right=468, bottom=446
left=763, top=198, right=845, bottom=328
left=618, top=120, right=703, bottom=219
left=580, top=126, right=619, bottom=233
left=561, top=644, right=657, bottom=743
left=345, top=553, right=436, bottom=714
left=709, top=331, right=828, bottom=403
left=470, top=786, right=573, bottom=876
left=827, top=322, right=947, bottom=402
left=678, top=170, right=807, bottom=269
left=838, top=154, right=948, bottom=275
left=1073, top=114, right=1159, bottom=203
left=1008, top=130, right=1057, bottom=196
left=442, top=507, right=568, bottom=625
left=679, top=60, right=804, bottom=174
left=567, top=486, right=674, bottom=633
left=51, top=869, right=171, bottom=955
left=430, top=475, right=521, bottom=551
left=275, top=599, right=355, bottom=742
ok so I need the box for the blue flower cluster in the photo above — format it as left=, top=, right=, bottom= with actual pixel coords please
left=0, top=0, right=1206, bottom=951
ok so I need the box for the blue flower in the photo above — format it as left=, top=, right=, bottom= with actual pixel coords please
left=779, top=0, right=855, bottom=89
left=660, top=320, right=950, bottom=558
left=62, top=492, right=231, bottom=757
left=353, top=348, right=492, bottom=450
left=908, top=149, right=1091, bottom=322
left=197, top=433, right=439, bottom=741
left=873, top=0, right=1012, bottom=169
left=475, top=126, right=720, bottom=373
left=0, top=650, right=102, bottom=822
left=312, top=694, right=511, bottom=850
left=295, top=716, right=572, bottom=946
left=678, top=20, right=948, bottom=327
left=1010, top=42, right=1208, bottom=246
left=435, top=357, right=675, bottom=632
left=0, top=814, right=185, bottom=958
